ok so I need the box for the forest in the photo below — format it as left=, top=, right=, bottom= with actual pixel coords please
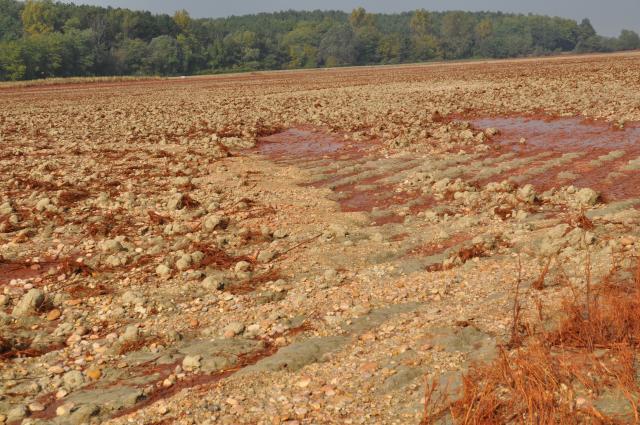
left=1, top=0, right=639, bottom=81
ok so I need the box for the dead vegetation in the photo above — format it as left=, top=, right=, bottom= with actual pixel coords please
left=423, top=256, right=640, bottom=424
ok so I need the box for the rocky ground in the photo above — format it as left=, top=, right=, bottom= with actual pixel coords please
left=1, top=52, right=640, bottom=424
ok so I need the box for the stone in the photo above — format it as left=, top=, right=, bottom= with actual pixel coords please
left=273, top=229, right=288, bottom=239
left=175, top=254, right=193, bottom=271
left=7, top=405, right=28, bottom=422
left=517, top=184, right=536, bottom=203
left=47, top=308, right=61, bottom=321
left=203, top=215, right=228, bottom=231
left=224, top=322, right=245, bottom=337
left=155, top=263, right=171, bottom=278
left=28, top=402, right=45, bottom=412
left=168, top=193, right=185, bottom=210
left=202, top=275, right=225, bottom=290
left=35, top=198, right=51, bottom=212
left=68, top=404, right=100, bottom=425
left=576, top=188, right=599, bottom=206
left=12, top=289, right=45, bottom=317
left=257, top=250, right=274, bottom=263
left=85, top=368, right=101, bottom=380
left=63, top=370, right=85, bottom=391
left=182, top=355, right=202, bottom=370
left=101, top=239, right=124, bottom=253
left=120, top=325, right=139, bottom=342
left=234, top=261, right=251, bottom=273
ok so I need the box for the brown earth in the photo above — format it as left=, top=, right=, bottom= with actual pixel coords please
left=1, top=52, right=640, bottom=425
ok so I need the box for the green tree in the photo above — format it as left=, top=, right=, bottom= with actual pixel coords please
left=173, top=9, right=192, bottom=33
left=618, top=30, right=640, bottom=50
left=282, top=22, right=320, bottom=68
left=145, top=35, right=179, bottom=75
left=318, top=23, right=357, bottom=66
left=440, top=12, right=475, bottom=59
left=0, top=0, right=24, bottom=41
left=0, top=40, right=26, bottom=80
left=21, top=0, right=57, bottom=35
left=112, top=38, right=148, bottom=74
left=410, top=9, right=439, bottom=60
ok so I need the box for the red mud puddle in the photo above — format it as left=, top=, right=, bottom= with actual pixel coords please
left=254, top=128, right=375, bottom=161
left=470, top=116, right=640, bottom=201
left=0, top=260, right=57, bottom=285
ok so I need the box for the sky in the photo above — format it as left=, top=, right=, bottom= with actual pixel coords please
left=66, top=0, right=639, bottom=37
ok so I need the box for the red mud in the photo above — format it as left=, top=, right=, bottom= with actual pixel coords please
left=254, top=127, right=373, bottom=161
left=0, top=260, right=57, bottom=285
left=470, top=116, right=640, bottom=201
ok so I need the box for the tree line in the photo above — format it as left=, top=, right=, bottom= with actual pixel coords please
left=1, top=0, right=639, bottom=81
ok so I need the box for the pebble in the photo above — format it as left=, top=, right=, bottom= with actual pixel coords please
left=224, top=321, right=245, bottom=337
left=28, top=402, right=45, bottom=412
left=47, top=308, right=62, bottom=321
left=85, top=367, right=102, bottom=380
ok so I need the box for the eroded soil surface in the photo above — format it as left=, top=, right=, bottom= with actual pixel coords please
left=1, top=53, right=640, bottom=425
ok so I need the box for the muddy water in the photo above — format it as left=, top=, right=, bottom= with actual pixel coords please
left=471, top=116, right=640, bottom=201
left=255, top=118, right=640, bottom=219
left=473, top=117, right=640, bottom=152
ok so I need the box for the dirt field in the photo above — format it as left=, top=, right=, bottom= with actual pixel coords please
left=1, top=52, right=640, bottom=424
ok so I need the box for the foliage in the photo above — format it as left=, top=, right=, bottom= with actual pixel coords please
left=0, top=0, right=638, bottom=81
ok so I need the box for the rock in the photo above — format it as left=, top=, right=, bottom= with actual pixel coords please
left=202, top=275, right=225, bottom=290
left=182, top=355, right=202, bottom=370
left=175, top=254, right=193, bottom=271
left=121, top=290, right=144, bottom=306
left=224, top=322, right=245, bottom=337
left=257, top=250, right=274, bottom=263
left=203, top=215, right=228, bottom=231
left=168, top=193, right=185, bottom=210
left=85, top=368, right=101, bottom=380
left=517, top=184, right=536, bottom=203
left=47, top=308, right=61, bottom=321
left=101, top=239, right=125, bottom=253
left=273, top=229, right=288, bottom=239
left=576, top=188, right=599, bottom=206
left=63, top=370, right=85, bottom=391
left=0, top=201, right=13, bottom=215
left=12, top=289, right=45, bottom=317
left=68, top=404, right=100, bottom=425
left=120, top=325, right=139, bottom=342
left=35, top=197, right=51, bottom=212
left=155, top=263, right=171, bottom=278
left=7, top=405, right=28, bottom=422
left=28, top=402, right=45, bottom=412
left=56, top=402, right=75, bottom=416
left=324, top=269, right=338, bottom=281
left=66, top=386, right=142, bottom=413
left=234, top=261, right=251, bottom=273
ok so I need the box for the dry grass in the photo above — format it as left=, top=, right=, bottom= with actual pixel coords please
left=423, top=256, right=640, bottom=424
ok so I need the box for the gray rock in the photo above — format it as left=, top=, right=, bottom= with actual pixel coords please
left=168, top=193, right=185, bottom=210
left=242, top=336, right=347, bottom=373
left=203, top=215, right=228, bottom=231
left=202, top=275, right=225, bottom=290
left=67, top=404, right=100, bottom=425
left=155, top=263, right=171, bottom=277
left=7, top=404, right=28, bottom=422
left=234, top=261, right=251, bottom=273
left=12, top=289, right=45, bottom=317
left=63, top=370, right=85, bottom=391
left=257, top=250, right=275, bottom=263
left=182, top=354, right=202, bottom=370
left=576, top=188, right=599, bottom=206
left=120, top=325, right=139, bottom=342
left=224, top=322, right=245, bottom=336
left=66, top=386, right=142, bottom=413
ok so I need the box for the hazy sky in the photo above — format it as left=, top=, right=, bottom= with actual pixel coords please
left=67, top=0, right=638, bottom=37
